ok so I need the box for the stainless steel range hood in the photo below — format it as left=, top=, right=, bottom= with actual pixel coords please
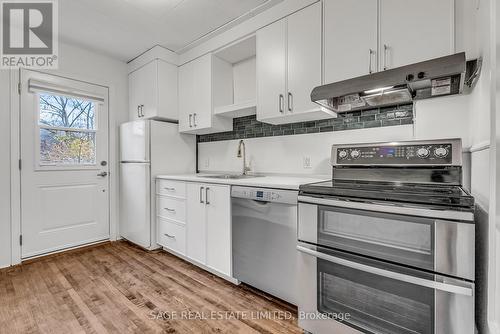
left=311, top=52, right=475, bottom=113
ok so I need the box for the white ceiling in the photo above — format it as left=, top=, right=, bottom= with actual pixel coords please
left=59, top=0, right=280, bottom=62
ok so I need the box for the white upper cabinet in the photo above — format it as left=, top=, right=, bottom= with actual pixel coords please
left=379, top=0, right=455, bottom=70
left=178, top=54, right=232, bottom=134
left=128, top=59, right=178, bottom=121
left=324, top=0, right=455, bottom=83
left=257, top=2, right=332, bottom=124
left=287, top=2, right=323, bottom=118
left=324, top=0, right=378, bottom=83
left=256, top=19, right=287, bottom=121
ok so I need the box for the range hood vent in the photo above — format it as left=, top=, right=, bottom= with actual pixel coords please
left=311, top=53, right=476, bottom=114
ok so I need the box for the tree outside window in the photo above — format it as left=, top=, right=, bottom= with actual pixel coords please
left=38, top=93, right=97, bottom=165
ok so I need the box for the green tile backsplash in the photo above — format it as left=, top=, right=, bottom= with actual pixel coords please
left=197, top=104, right=413, bottom=143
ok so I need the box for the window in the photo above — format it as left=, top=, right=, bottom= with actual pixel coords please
left=38, top=93, right=97, bottom=166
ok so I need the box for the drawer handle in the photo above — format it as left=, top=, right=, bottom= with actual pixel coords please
left=164, top=233, right=176, bottom=239
left=163, top=187, right=175, bottom=191
left=164, top=207, right=176, bottom=213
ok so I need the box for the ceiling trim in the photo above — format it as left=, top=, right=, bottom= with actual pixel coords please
left=174, top=0, right=284, bottom=54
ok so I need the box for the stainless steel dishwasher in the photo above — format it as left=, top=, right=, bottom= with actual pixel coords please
left=232, top=186, right=298, bottom=305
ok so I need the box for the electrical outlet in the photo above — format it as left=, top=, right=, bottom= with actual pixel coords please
left=303, top=156, right=312, bottom=169
left=204, top=158, right=210, bottom=168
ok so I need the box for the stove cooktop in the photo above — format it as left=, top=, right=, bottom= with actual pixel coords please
left=299, top=180, right=475, bottom=210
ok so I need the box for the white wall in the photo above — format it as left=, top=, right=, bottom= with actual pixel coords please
left=1, top=41, right=128, bottom=268
left=0, top=71, right=11, bottom=268
left=199, top=125, right=415, bottom=175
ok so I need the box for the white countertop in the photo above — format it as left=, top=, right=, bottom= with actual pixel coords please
left=156, top=173, right=329, bottom=190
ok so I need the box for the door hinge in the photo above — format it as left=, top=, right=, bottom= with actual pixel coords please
left=17, top=82, right=21, bottom=95
left=18, top=159, right=21, bottom=170
left=19, top=235, right=22, bottom=246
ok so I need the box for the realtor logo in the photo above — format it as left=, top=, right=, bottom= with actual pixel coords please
left=1, top=0, right=58, bottom=68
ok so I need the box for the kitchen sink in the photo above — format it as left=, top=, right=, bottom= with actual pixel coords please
left=202, top=174, right=264, bottom=179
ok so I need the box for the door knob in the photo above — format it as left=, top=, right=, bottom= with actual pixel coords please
left=97, top=171, right=108, bottom=177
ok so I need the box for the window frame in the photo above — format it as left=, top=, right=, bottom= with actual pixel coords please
left=34, top=92, right=101, bottom=170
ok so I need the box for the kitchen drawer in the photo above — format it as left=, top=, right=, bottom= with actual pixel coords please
left=157, top=179, right=186, bottom=198
left=157, top=196, right=186, bottom=222
left=157, top=218, right=186, bottom=255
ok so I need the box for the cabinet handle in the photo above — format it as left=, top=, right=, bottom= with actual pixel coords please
left=137, top=105, right=141, bottom=118
left=383, top=44, right=389, bottom=70
left=205, top=187, right=210, bottom=205
left=164, top=233, right=176, bottom=239
left=287, top=92, right=293, bottom=112
left=369, top=49, right=375, bottom=73
left=189, top=114, right=193, bottom=128
left=163, top=207, right=175, bottom=213
left=200, top=186, right=205, bottom=203
left=140, top=105, right=145, bottom=117
left=193, top=113, right=197, bottom=127
left=279, top=94, right=284, bottom=113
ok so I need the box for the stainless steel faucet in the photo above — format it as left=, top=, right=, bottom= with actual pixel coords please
left=237, top=140, right=251, bottom=175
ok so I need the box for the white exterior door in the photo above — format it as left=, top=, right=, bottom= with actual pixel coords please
left=20, top=70, right=110, bottom=258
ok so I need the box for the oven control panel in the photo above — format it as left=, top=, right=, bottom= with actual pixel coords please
left=231, top=186, right=298, bottom=204
left=332, top=140, right=461, bottom=165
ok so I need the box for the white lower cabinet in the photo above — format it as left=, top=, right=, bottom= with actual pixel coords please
left=205, top=185, right=231, bottom=276
left=186, top=183, right=207, bottom=264
left=157, top=218, right=186, bottom=255
left=158, top=179, right=232, bottom=279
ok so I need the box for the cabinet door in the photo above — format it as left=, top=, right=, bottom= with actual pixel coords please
left=192, top=54, right=212, bottom=130
left=256, top=19, right=287, bottom=121
left=178, top=61, right=194, bottom=132
left=324, top=0, right=378, bottom=83
left=205, top=185, right=231, bottom=276
left=379, top=0, right=454, bottom=69
left=128, top=69, right=141, bottom=120
left=287, top=2, right=322, bottom=114
left=186, top=183, right=206, bottom=264
left=156, top=60, right=178, bottom=121
left=137, top=60, right=158, bottom=119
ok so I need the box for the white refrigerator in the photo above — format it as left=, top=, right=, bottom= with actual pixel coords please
left=119, top=120, right=196, bottom=250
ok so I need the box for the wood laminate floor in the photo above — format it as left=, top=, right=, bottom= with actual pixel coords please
left=0, top=241, right=303, bottom=334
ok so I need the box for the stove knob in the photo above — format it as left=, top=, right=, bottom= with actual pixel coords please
left=416, top=147, right=430, bottom=158
left=434, top=147, right=449, bottom=158
left=338, top=150, right=348, bottom=159
left=350, top=149, right=361, bottom=159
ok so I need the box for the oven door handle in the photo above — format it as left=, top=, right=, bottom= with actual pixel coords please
left=297, top=196, right=474, bottom=221
left=297, top=245, right=473, bottom=296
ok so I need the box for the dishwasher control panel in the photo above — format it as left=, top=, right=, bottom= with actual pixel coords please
left=231, top=186, right=298, bottom=204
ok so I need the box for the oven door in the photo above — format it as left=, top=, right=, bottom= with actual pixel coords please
left=298, top=196, right=475, bottom=280
left=297, top=244, right=475, bottom=334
